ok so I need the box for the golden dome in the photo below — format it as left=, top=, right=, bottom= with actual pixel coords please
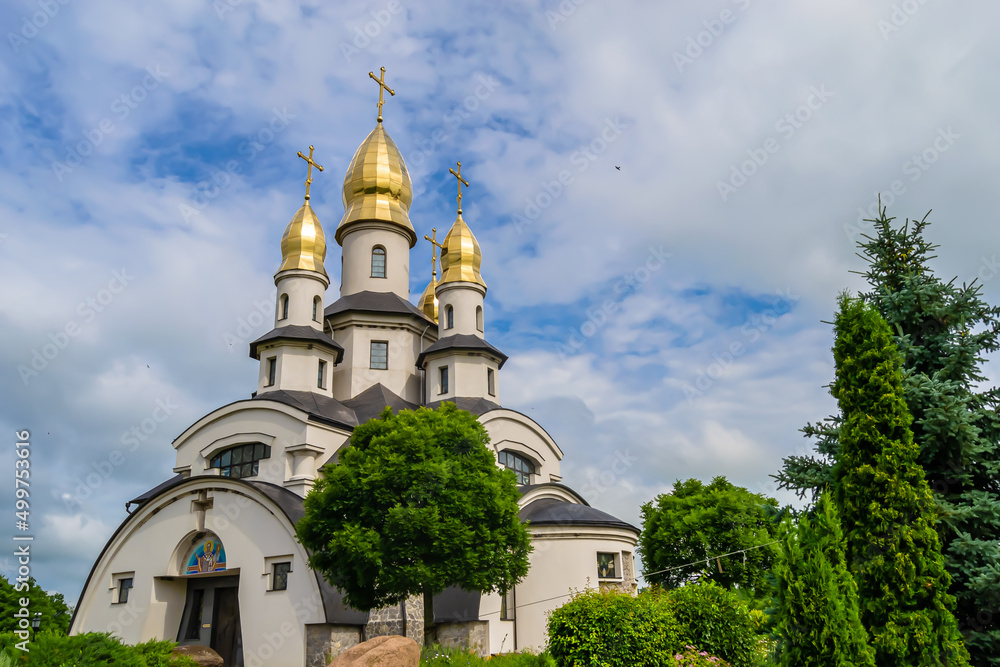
left=278, top=201, right=328, bottom=278
left=417, top=276, right=438, bottom=321
left=439, top=212, right=486, bottom=289
left=336, top=123, right=416, bottom=246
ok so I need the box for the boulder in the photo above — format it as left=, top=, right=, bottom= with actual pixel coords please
left=171, top=644, right=224, bottom=667
left=327, top=635, right=420, bottom=667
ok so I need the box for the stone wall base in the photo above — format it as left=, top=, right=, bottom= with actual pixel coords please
left=365, top=594, right=424, bottom=645
left=436, top=621, right=489, bottom=657
left=304, top=624, right=363, bottom=667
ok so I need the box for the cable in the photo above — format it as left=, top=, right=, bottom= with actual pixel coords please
left=641, top=539, right=783, bottom=579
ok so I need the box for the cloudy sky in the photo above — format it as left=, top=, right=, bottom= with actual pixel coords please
left=3, top=0, right=999, bottom=603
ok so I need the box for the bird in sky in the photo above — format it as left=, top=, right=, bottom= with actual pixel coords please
left=615, top=166, right=621, bottom=171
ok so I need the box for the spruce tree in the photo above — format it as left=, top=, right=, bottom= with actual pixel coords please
left=829, top=293, right=968, bottom=666
left=776, top=207, right=1000, bottom=665
left=773, top=491, right=874, bottom=667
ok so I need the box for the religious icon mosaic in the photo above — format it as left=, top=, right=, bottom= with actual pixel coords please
left=186, top=536, right=227, bottom=574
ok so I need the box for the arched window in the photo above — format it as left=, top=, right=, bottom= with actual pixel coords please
left=312, top=296, right=321, bottom=322
left=210, top=443, right=271, bottom=479
left=498, top=450, right=535, bottom=485
left=445, top=305, right=454, bottom=329
left=279, top=294, right=289, bottom=320
left=476, top=306, right=483, bottom=332
left=371, top=246, right=386, bottom=278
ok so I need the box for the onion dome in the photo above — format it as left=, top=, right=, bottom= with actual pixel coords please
left=438, top=213, right=486, bottom=289
left=417, top=275, right=438, bottom=321
left=336, top=123, right=416, bottom=247
left=278, top=201, right=328, bottom=278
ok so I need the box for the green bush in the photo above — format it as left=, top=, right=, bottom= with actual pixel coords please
left=547, top=589, right=682, bottom=666
left=672, top=645, right=730, bottom=666
left=419, top=643, right=555, bottom=666
left=0, top=632, right=198, bottom=667
left=664, top=582, right=767, bottom=667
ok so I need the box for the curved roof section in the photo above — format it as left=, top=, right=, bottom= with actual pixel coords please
left=251, top=389, right=358, bottom=429
left=424, top=396, right=501, bottom=416
left=249, top=325, right=344, bottom=363
left=325, top=290, right=434, bottom=324
left=520, top=497, right=639, bottom=533
left=416, top=334, right=507, bottom=369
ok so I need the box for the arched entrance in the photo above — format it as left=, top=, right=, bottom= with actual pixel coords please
left=175, top=534, right=243, bottom=666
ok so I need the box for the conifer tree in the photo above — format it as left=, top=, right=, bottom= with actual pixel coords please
left=773, top=491, right=874, bottom=667
left=777, top=208, right=1000, bottom=664
left=828, top=293, right=968, bottom=666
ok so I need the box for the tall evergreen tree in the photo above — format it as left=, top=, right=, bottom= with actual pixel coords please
left=827, top=293, right=968, bottom=665
left=773, top=491, right=874, bottom=667
left=776, top=208, right=1000, bottom=665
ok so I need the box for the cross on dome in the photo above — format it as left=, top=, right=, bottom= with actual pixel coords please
left=368, top=66, right=395, bottom=123
left=448, top=161, right=470, bottom=214
left=296, top=145, right=324, bottom=202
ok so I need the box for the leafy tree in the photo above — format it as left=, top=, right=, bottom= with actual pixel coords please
left=826, top=293, right=968, bottom=665
left=0, top=575, right=71, bottom=635
left=296, top=403, right=531, bottom=644
left=639, top=477, right=780, bottom=598
left=665, top=581, right=767, bottom=667
left=0, top=632, right=198, bottom=666
left=772, top=491, right=873, bottom=667
left=776, top=207, right=1000, bottom=665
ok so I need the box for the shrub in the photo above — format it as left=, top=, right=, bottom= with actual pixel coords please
left=672, top=645, right=730, bottom=666
left=664, top=582, right=765, bottom=667
left=419, top=644, right=555, bottom=666
left=546, top=589, right=681, bottom=666
left=0, top=632, right=198, bottom=666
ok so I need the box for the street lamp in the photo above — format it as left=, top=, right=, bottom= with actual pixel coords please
left=30, top=613, right=40, bottom=640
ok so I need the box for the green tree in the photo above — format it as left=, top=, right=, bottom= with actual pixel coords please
left=826, top=293, right=968, bottom=665
left=776, top=208, right=1000, bottom=665
left=772, top=491, right=874, bottom=667
left=639, top=477, right=780, bottom=599
left=0, top=575, right=72, bottom=635
left=296, top=403, right=531, bottom=644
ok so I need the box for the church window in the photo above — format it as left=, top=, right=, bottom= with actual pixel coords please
left=500, top=587, right=515, bottom=621
left=266, top=358, right=276, bottom=386
left=487, top=368, right=495, bottom=396
left=371, top=246, right=386, bottom=278
left=115, top=576, right=133, bottom=604
left=280, top=294, right=289, bottom=320
left=445, top=305, right=454, bottom=329
left=271, top=562, right=291, bottom=591
left=210, top=443, right=270, bottom=479
left=439, top=366, right=449, bottom=394
left=499, top=450, right=534, bottom=485
left=597, top=552, right=621, bottom=580
left=313, top=296, right=321, bottom=321
left=370, top=341, right=388, bottom=370
left=476, top=306, right=483, bottom=332
left=318, top=359, right=327, bottom=389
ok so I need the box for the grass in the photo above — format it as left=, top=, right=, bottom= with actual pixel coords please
left=420, top=644, right=556, bottom=666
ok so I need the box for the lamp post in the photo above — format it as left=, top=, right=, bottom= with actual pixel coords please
left=30, top=613, right=40, bottom=640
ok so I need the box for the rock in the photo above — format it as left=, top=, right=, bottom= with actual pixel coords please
left=171, top=644, right=224, bottom=667
left=327, top=635, right=420, bottom=667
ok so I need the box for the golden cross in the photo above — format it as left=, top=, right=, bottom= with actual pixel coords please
left=368, top=66, right=395, bottom=123
left=448, top=161, right=470, bottom=214
left=423, top=227, right=443, bottom=279
left=296, top=145, right=324, bottom=202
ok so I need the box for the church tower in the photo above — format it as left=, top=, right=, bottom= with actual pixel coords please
left=251, top=146, right=344, bottom=397
left=419, top=162, right=506, bottom=403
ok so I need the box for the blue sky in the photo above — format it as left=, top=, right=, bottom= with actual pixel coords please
left=3, top=0, right=1000, bottom=604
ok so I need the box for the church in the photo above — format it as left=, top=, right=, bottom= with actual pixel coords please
left=69, top=70, right=640, bottom=667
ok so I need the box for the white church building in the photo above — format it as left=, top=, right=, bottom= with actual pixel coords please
left=69, top=78, right=639, bottom=667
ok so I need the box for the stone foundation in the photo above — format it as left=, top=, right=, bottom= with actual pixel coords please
left=365, top=594, right=423, bottom=645
left=436, top=621, right=489, bottom=657
left=304, top=624, right=363, bottom=667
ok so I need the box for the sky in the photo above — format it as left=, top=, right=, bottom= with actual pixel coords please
left=2, top=0, right=1000, bottom=605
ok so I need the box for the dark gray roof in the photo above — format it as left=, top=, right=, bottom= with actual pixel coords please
left=253, top=389, right=359, bottom=429
left=520, top=497, right=639, bottom=533
left=424, top=397, right=502, bottom=416
left=325, top=290, right=434, bottom=324
left=416, top=334, right=508, bottom=369
left=249, top=325, right=344, bottom=363
left=126, top=473, right=185, bottom=511
left=342, top=384, right=419, bottom=424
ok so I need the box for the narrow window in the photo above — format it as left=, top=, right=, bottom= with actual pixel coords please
left=272, top=562, right=291, bottom=591
left=500, top=587, right=515, bottom=621
left=371, top=246, right=386, bottom=278
left=597, top=552, right=620, bottom=579
left=317, top=360, right=327, bottom=389
left=266, top=357, right=276, bottom=386
left=445, top=305, right=454, bottom=330
left=279, top=294, right=289, bottom=320
left=370, top=341, right=388, bottom=370
left=487, top=368, right=495, bottom=396
left=312, top=296, right=321, bottom=322
left=439, top=366, right=449, bottom=394
left=117, top=577, right=133, bottom=604
left=476, top=306, right=483, bottom=332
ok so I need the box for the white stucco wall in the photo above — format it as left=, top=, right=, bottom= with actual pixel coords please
left=339, top=225, right=412, bottom=299
left=256, top=344, right=340, bottom=397
left=480, top=410, right=563, bottom=483
left=71, top=479, right=327, bottom=667
left=274, top=271, right=328, bottom=328
left=328, top=315, right=431, bottom=403
left=436, top=282, right=486, bottom=337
